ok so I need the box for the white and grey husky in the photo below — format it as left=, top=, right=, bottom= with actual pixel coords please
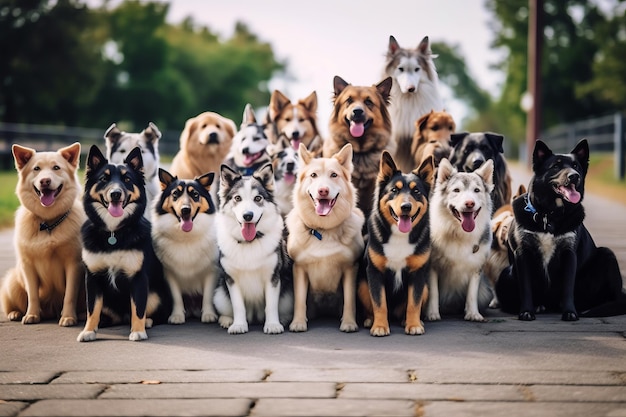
left=213, top=163, right=293, bottom=334
left=426, top=158, right=494, bottom=322
left=383, top=35, right=444, bottom=173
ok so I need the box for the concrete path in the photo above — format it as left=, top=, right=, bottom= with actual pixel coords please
left=0, top=164, right=625, bottom=417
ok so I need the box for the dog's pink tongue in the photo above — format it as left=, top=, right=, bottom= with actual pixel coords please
left=559, top=184, right=581, bottom=204
left=349, top=121, right=365, bottom=138
left=40, top=190, right=55, bottom=207
left=108, top=202, right=124, bottom=217
left=241, top=222, right=256, bottom=241
left=398, top=215, right=412, bottom=233
left=461, top=212, right=476, bottom=232
left=181, top=218, right=193, bottom=232
left=291, top=139, right=301, bottom=150
left=315, top=199, right=333, bottom=216
left=284, top=173, right=296, bottom=185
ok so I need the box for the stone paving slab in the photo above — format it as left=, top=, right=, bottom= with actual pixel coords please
left=423, top=402, right=626, bottom=417
left=52, top=369, right=267, bottom=384
left=0, top=384, right=105, bottom=401
left=250, top=398, right=417, bottom=417
left=339, top=382, right=526, bottom=401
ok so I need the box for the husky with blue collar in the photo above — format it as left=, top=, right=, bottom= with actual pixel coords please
left=496, top=139, right=626, bottom=320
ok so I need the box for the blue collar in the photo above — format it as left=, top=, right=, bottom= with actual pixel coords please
left=524, top=194, right=537, bottom=214
left=310, top=229, right=322, bottom=240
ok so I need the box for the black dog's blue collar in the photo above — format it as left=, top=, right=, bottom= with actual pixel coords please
left=524, top=194, right=537, bottom=214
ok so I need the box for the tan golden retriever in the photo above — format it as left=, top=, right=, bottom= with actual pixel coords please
left=1, top=143, right=85, bottom=326
left=286, top=143, right=365, bottom=332
left=410, top=110, right=456, bottom=169
left=169, top=111, right=237, bottom=180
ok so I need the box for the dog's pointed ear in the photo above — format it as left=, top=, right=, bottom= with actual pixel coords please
left=254, top=163, right=275, bottom=192
left=269, top=90, right=291, bottom=121
left=334, top=143, right=353, bottom=173
left=300, top=91, right=318, bottom=113
left=143, top=122, right=162, bottom=144
left=476, top=159, right=495, bottom=192
left=450, top=132, right=469, bottom=148
left=220, top=164, right=241, bottom=189
left=87, top=145, right=107, bottom=174
left=158, top=168, right=177, bottom=190
left=333, top=76, right=349, bottom=97
left=196, top=172, right=215, bottom=192
left=571, top=139, right=589, bottom=172
left=388, top=35, right=400, bottom=55
left=485, top=132, right=504, bottom=153
left=379, top=151, right=397, bottom=183
left=436, top=158, right=455, bottom=184
left=299, top=142, right=313, bottom=165
left=12, top=144, right=36, bottom=170
left=242, top=103, right=257, bottom=125
left=125, top=147, right=144, bottom=175
left=377, top=77, right=393, bottom=103
left=59, top=142, right=81, bottom=170
left=416, top=155, right=436, bottom=189
left=104, top=123, right=122, bottom=144
left=418, top=36, right=431, bottom=54
left=532, top=140, right=553, bottom=172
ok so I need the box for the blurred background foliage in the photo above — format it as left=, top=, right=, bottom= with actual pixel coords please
left=1, top=0, right=625, bottom=152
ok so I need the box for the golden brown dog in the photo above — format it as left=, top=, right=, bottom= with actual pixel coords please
left=1, top=143, right=85, bottom=326
left=286, top=143, right=365, bottom=332
left=169, top=111, right=237, bottom=181
left=410, top=110, right=456, bottom=169
left=323, top=75, right=394, bottom=219
left=265, top=90, right=324, bottom=156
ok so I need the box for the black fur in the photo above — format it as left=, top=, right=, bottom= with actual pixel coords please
left=449, top=132, right=512, bottom=211
left=496, top=139, right=626, bottom=320
left=81, top=145, right=172, bottom=329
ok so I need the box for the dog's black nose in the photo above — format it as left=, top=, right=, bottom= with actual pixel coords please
left=242, top=147, right=250, bottom=155
left=243, top=211, right=254, bottom=222
left=292, top=131, right=300, bottom=139
left=286, top=162, right=295, bottom=171
left=110, top=191, right=122, bottom=201
left=181, top=206, right=191, bottom=216
left=351, top=108, right=364, bottom=122
left=568, top=173, right=580, bottom=185
left=208, top=132, right=219, bottom=144
left=401, top=202, right=412, bottom=213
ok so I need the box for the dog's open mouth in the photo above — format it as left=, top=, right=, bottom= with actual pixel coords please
left=178, top=207, right=196, bottom=232
left=283, top=172, right=296, bottom=185
left=390, top=207, right=420, bottom=233
left=101, top=196, right=128, bottom=218
left=241, top=221, right=258, bottom=242
left=451, top=206, right=481, bottom=233
left=346, top=118, right=373, bottom=138
left=243, top=151, right=264, bottom=167
left=554, top=182, right=581, bottom=204
left=312, top=195, right=338, bottom=216
left=35, top=185, right=62, bottom=207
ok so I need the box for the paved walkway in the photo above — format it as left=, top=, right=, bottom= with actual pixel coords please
left=0, top=164, right=625, bottom=417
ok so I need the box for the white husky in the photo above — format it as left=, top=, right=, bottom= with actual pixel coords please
left=213, top=163, right=293, bottom=334
left=426, top=158, right=494, bottom=322
left=383, top=36, right=444, bottom=173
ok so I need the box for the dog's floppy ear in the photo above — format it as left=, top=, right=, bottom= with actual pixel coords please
left=378, top=151, right=398, bottom=183
left=333, top=76, right=349, bottom=97
left=269, top=90, right=291, bottom=121
left=571, top=139, right=589, bottom=173
left=376, top=77, right=393, bottom=103
left=254, top=163, right=275, bottom=193
left=334, top=143, right=354, bottom=173
left=485, top=132, right=504, bottom=153
left=450, top=132, right=469, bottom=148
left=436, top=158, right=455, bottom=184
left=12, top=144, right=36, bottom=170
left=532, top=140, right=553, bottom=172
left=86, top=145, right=108, bottom=174
left=59, top=142, right=81, bottom=170
left=416, top=155, right=435, bottom=189
left=143, top=122, right=161, bottom=144
left=195, top=172, right=215, bottom=193
left=158, top=168, right=177, bottom=190
left=125, top=146, right=144, bottom=174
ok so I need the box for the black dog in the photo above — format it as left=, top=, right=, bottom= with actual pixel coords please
left=449, top=132, right=512, bottom=211
left=77, top=145, right=172, bottom=342
left=496, top=139, right=626, bottom=321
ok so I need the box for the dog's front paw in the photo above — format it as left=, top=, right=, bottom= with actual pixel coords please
left=77, top=330, right=97, bottom=342
left=129, top=331, right=148, bottom=341
left=405, top=321, right=425, bottom=335
left=340, top=320, right=358, bottom=333
left=201, top=311, right=218, bottom=323
left=168, top=313, right=186, bottom=325
left=362, top=318, right=373, bottom=328
left=58, top=316, right=77, bottom=327
left=425, top=312, right=441, bottom=321
left=370, top=325, right=390, bottom=337
left=264, top=322, right=284, bottom=334
left=7, top=311, right=22, bottom=321
left=289, top=320, right=308, bottom=332
left=561, top=311, right=579, bottom=321
left=21, top=314, right=40, bottom=324
left=519, top=311, right=536, bottom=321
left=464, top=311, right=486, bottom=322
left=228, top=322, right=248, bottom=334
left=145, top=318, right=153, bottom=329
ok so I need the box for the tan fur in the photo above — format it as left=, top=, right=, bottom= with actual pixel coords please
left=286, top=143, right=365, bottom=332
left=169, top=111, right=237, bottom=180
left=410, top=110, right=456, bottom=168
left=323, top=76, right=394, bottom=219
left=266, top=90, right=324, bottom=156
left=0, top=143, right=86, bottom=326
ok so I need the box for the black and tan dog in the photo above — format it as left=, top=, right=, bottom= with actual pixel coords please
left=358, top=151, right=435, bottom=336
left=496, top=139, right=626, bottom=321
left=77, top=145, right=172, bottom=342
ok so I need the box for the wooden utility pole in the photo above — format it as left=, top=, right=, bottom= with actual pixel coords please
left=526, top=0, right=543, bottom=166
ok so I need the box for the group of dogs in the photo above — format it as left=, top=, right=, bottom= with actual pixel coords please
left=1, top=36, right=625, bottom=341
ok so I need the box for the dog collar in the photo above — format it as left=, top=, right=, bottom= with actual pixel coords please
left=523, top=194, right=537, bottom=214
left=39, top=210, right=71, bottom=233
left=239, top=166, right=256, bottom=176
left=310, top=229, right=322, bottom=240
left=525, top=194, right=552, bottom=232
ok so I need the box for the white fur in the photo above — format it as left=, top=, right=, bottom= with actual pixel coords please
left=151, top=198, right=218, bottom=325
left=383, top=228, right=415, bottom=291
left=426, top=159, right=494, bottom=322
left=214, top=174, right=292, bottom=334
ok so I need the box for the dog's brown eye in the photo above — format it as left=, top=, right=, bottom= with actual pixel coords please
left=234, top=195, right=241, bottom=202
left=191, top=191, right=199, bottom=200
left=474, top=188, right=480, bottom=193
left=310, top=173, right=317, bottom=178
left=330, top=172, right=338, bottom=178
left=453, top=188, right=460, bottom=193
left=202, top=124, right=207, bottom=129
left=346, top=97, right=353, bottom=105
left=391, top=187, right=398, bottom=193
left=254, top=196, right=262, bottom=202
left=365, top=98, right=374, bottom=107
left=34, top=166, right=40, bottom=171
left=431, top=125, right=439, bottom=131
left=398, top=67, right=404, bottom=73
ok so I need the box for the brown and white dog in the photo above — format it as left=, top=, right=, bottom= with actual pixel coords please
left=410, top=110, right=456, bottom=168
left=265, top=90, right=324, bottom=156
left=323, top=75, right=394, bottom=219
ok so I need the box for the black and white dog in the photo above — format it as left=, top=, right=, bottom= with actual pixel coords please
left=77, top=145, right=172, bottom=342
left=496, top=139, right=626, bottom=321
